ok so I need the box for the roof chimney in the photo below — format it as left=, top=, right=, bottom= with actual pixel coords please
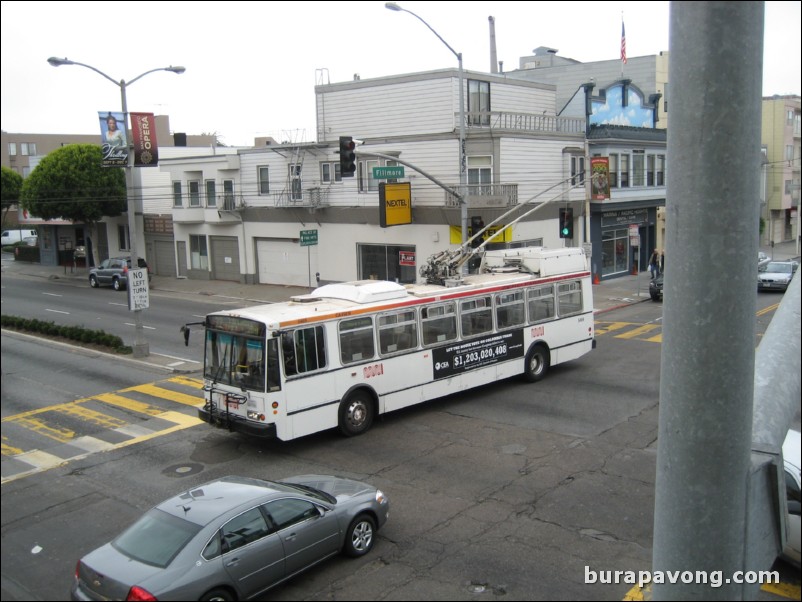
left=489, top=16, right=498, bottom=74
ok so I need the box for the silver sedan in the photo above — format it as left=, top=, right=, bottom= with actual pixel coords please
left=70, top=475, right=389, bottom=601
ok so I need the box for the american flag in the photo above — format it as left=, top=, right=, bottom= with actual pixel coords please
left=621, top=21, right=627, bottom=64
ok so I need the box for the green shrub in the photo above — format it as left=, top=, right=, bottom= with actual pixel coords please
left=1, top=314, right=131, bottom=354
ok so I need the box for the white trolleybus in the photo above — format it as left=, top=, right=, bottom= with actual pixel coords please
left=187, top=245, right=596, bottom=442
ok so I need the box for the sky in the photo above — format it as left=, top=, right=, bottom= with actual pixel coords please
left=2, top=1, right=800, bottom=147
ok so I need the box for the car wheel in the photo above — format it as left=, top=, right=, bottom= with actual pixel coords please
left=112, top=277, right=123, bottom=291
left=89, top=274, right=99, bottom=288
left=344, top=514, right=376, bottom=557
left=338, top=391, right=374, bottom=437
left=523, top=343, right=550, bottom=383
left=651, top=293, right=660, bottom=301
left=200, top=588, right=234, bottom=602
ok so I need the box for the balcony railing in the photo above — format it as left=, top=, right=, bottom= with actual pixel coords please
left=444, top=183, right=519, bottom=208
left=463, top=111, right=585, bottom=135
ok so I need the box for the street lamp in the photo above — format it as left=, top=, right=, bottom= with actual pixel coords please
left=47, top=57, right=185, bottom=358
left=385, top=2, right=468, bottom=265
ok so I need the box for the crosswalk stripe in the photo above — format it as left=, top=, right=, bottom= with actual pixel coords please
left=93, top=393, right=165, bottom=416
left=126, top=384, right=203, bottom=407
left=52, top=404, right=127, bottom=429
left=614, top=324, right=661, bottom=339
left=169, top=376, right=205, bottom=389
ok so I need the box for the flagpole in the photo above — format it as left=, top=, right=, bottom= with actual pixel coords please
left=621, top=13, right=626, bottom=78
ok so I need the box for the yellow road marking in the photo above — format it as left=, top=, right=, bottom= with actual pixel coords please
left=615, top=324, right=661, bottom=339
left=169, top=376, right=204, bottom=389
left=2, top=441, right=24, bottom=456
left=595, top=321, right=635, bottom=334
left=757, top=303, right=780, bottom=317
left=127, top=384, right=203, bottom=407
left=6, top=416, right=74, bottom=442
left=761, top=581, right=802, bottom=599
left=93, top=393, right=165, bottom=416
left=52, top=404, right=127, bottom=429
left=1, top=411, right=202, bottom=485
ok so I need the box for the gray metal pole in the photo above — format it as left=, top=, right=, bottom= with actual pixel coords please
left=121, top=80, right=148, bottom=358
left=653, top=2, right=765, bottom=599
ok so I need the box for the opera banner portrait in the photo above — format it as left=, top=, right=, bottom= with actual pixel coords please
left=98, top=110, right=128, bottom=167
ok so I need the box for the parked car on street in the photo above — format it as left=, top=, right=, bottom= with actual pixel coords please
left=781, top=429, right=801, bottom=568
left=88, top=256, right=150, bottom=291
left=70, top=474, right=389, bottom=601
left=758, top=251, right=771, bottom=270
left=757, top=261, right=798, bottom=292
left=649, top=272, right=664, bottom=301
left=22, top=236, right=38, bottom=246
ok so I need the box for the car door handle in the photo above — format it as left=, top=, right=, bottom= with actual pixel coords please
left=285, top=532, right=297, bottom=542
left=225, top=557, right=240, bottom=567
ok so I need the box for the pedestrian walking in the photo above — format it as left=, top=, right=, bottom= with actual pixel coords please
left=649, top=249, right=660, bottom=279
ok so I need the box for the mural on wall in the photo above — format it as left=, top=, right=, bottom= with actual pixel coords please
left=590, top=83, right=655, bottom=128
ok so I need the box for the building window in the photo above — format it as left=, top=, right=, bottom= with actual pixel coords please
left=608, top=154, right=619, bottom=188
left=189, top=181, right=201, bottom=207
left=172, top=181, right=182, bottom=207
left=570, top=155, right=585, bottom=187
left=258, top=166, right=270, bottom=195
left=190, top=235, right=208, bottom=270
left=321, top=162, right=342, bottom=184
left=786, top=145, right=795, bottom=162
left=619, top=153, right=630, bottom=188
left=358, top=160, right=380, bottom=193
left=206, top=180, right=217, bottom=207
left=468, top=156, right=492, bottom=195
left=632, top=150, right=645, bottom=187
left=8, top=143, right=16, bottom=156
left=118, top=225, right=130, bottom=251
left=289, top=164, right=302, bottom=201
left=468, top=79, right=490, bottom=126
left=223, top=180, right=235, bottom=210
left=20, top=143, right=37, bottom=156
left=357, top=243, right=416, bottom=283
left=648, top=154, right=666, bottom=187
left=602, top=228, right=629, bottom=276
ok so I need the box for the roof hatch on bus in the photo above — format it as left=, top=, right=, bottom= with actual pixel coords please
left=291, top=280, right=409, bottom=304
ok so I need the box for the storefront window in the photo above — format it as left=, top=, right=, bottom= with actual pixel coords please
left=601, top=228, right=629, bottom=276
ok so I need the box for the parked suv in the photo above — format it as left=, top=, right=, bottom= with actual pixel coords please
left=89, top=257, right=150, bottom=291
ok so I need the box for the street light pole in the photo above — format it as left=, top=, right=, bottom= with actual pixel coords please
left=47, top=58, right=185, bottom=357
left=385, top=3, right=468, bottom=269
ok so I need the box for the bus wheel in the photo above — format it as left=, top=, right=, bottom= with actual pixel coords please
left=523, top=344, right=550, bottom=383
left=339, top=391, right=374, bottom=437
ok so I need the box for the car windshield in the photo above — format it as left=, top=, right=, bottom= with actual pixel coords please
left=272, top=481, right=337, bottom=504
left=112, top=508, right=202, bottom=568
left=765, top=263, right=793, bottom=274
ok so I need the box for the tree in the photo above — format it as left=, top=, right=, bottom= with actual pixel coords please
left=20, top=144, right=126, bottom=266
left=1, top=166, right=24, bottom=231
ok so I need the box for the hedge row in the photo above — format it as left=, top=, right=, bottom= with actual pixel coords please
left=1, top=314, right=132, bottom=354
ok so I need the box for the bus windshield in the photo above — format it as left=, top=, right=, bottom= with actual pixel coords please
left=204, top=316, right=278, bottom=392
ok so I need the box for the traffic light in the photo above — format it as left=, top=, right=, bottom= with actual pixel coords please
left=559, top=208, right=574, bottom=239
left=339, top=136, right=356, bottom=177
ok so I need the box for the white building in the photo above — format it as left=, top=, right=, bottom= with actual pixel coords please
left=161, top=68, right=588, bottom=286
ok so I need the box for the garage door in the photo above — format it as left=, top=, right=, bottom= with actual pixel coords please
left=256, top=239, right=314, bottom=287
left=154, top=240, right=177, bottom=277
left=210, top=236, right=241, bottom=282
